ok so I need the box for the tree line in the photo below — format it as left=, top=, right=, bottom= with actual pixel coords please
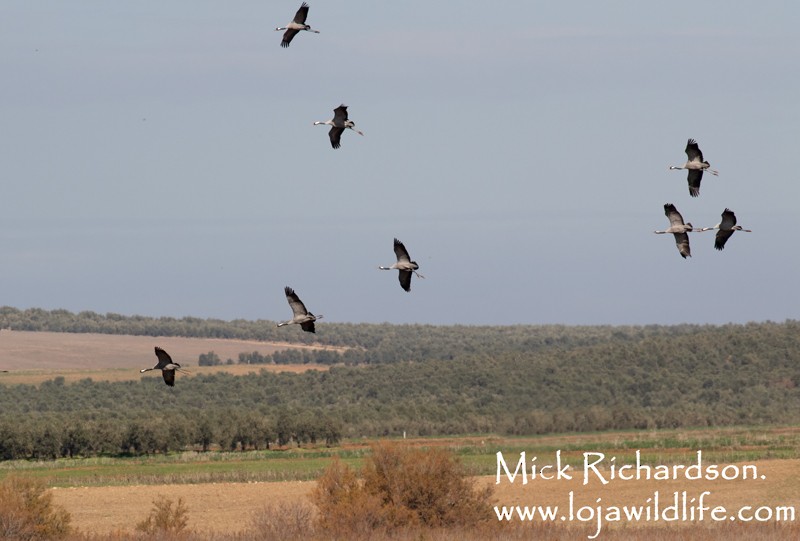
left=0, top=404, right=342, bottom=460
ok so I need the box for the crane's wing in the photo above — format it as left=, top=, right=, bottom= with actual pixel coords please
left=329, top=126, right=344, bottom=149
left=281, top=28, right=300, bottom=47
left=162, top=369, right=176, bottom=387
left=687, top=169, right=703, bottom=197
left=332, top=105, right=348, bottom=124
left=685, top=139, right=704, bottom=162
left=663, top=204, right=685, bottom=228
left=714, top=209, right=737, bottom=250
left=393, top=238, right=412, bottom=263
left=154, top=347, right=173, bottom=369
left=720, top=208, right=737, bottom=229
left=398, top=270, right=413, bottom=292
left=293, top=2, right=310, bottom=24
left=674, top=232, right=691, bottom=259
left=715, top=229, right=734, bottom=250
left=284, top=286, right=309, bottom=317
left=300, top=319, right=316, bottom=333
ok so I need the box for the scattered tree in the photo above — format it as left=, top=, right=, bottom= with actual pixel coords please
left=198, top=351, right=221, bottom=366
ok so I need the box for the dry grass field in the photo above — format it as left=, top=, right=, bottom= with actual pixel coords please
left=0, top=330, right=339, bottom=384
left=50, top=459, right=800, bottom=537
left=50, top=480, right=313, bottom=535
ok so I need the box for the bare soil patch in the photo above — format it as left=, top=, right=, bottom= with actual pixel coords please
left=51, top=480, right=313, bottom=535
left=0, top=330, right=339, bottom=383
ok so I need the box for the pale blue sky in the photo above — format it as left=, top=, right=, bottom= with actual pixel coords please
left=1, top=2, right=798, bottom=325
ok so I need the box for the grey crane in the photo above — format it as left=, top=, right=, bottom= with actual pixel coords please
left=379, top=238, right=425, bottom=292
left=654, top=203, right=696, bottom=259
left=278, top=286, right=322, bottom=333
left=276, top=2, right=320, bottom=48
left=140, top=347, right=186, bottom=387
left=313, top=104, right=364, bottom=149
left=669, top=138, right=719, bottom=197
left=700, top=208, right=752, bottom=250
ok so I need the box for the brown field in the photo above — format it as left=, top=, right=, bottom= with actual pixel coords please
left=51, top=459, right=800, bottom=536
left=0, top=330, right=340, bottom=384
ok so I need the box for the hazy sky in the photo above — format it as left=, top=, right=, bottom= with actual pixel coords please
left=1, top=2, right=799, bottom=326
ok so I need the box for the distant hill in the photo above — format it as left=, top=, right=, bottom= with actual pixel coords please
left=1, top=307, right=799, bottom=461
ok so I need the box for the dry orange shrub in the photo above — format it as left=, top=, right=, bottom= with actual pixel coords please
left=312, top=442, right=493, bottom=537
left=134, top=495, right=189, bottom=536
left=0, top=476, right=72, bottom=539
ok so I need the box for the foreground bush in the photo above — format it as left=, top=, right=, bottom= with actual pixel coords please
left=312, top=442, right=493, bottom=536
left=247, top=501, right=316, bottom=541
left=0, top=476, right=72, bottom=540
left=135, top=496, right=189, bottom=536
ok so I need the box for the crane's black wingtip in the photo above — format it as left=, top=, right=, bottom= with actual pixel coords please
left=301, top=321, right=316, bottom=333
